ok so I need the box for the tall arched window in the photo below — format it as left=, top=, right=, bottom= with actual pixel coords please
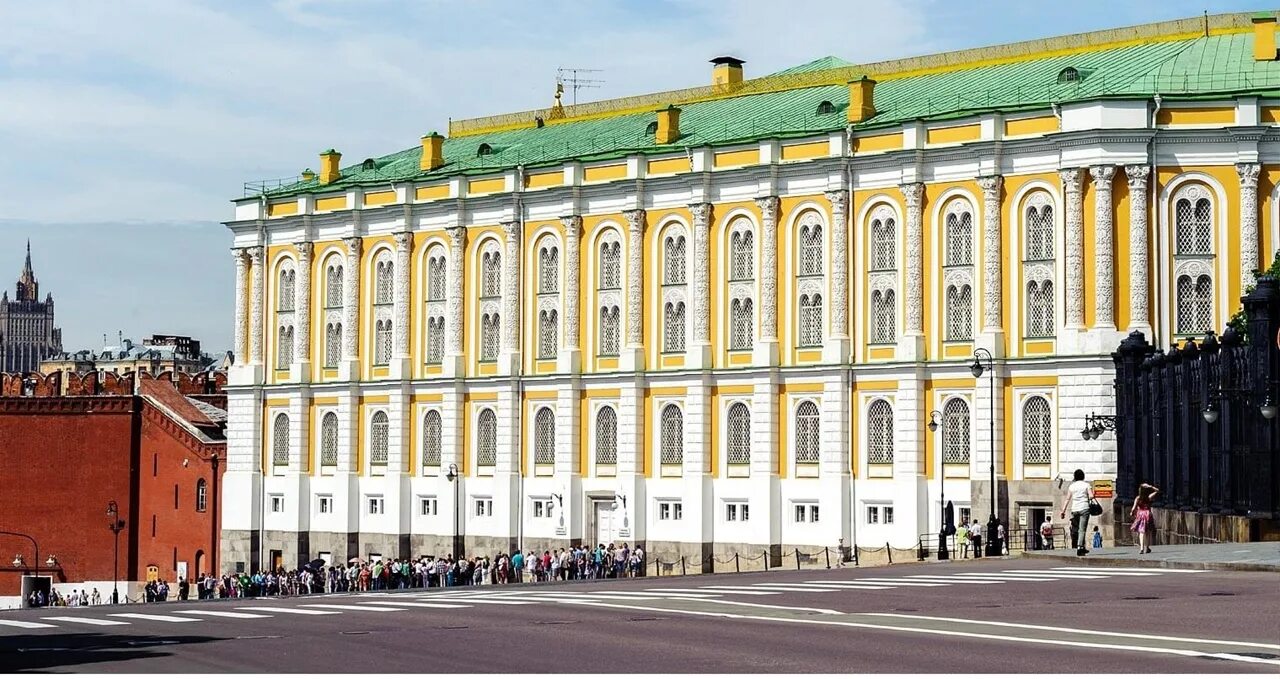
left=1026, top=281, right=1055, bottom=338
left=426, top=317, right=444, bottom=364
left=480, top=245, right=502, bottom=299
left=1022, top=191, right=1056, bottom=339
left=798, top=215, right=823, bottom=276
left=370, top=411, right=389, bottom=467
left=374, top=256, right=394, bottom=306
left=320, top=412, right=338, bottom=467
left=663, top=234, right=687, bottom=285
left=944, top=206, right=973, bottom=267
left=660, top=404, right=684, bottom=465
left=943, top=199, right=975, bottom=342
left=272, top=413, right=290, bottom=468
left=374, top=320, right=392, bottom=365
left=598, top=237, right=621, bottom=290
left=868, top=204, right=898, bottom=348
left=941, top=398, right=971, bottom=465
left=870, top=289, right=896, bottom=344
left=729, top=227, right=754, bottom=281
left=534, top=407, right=555, bottom=465
left=425, top=246, right=447, bottom=365
left=945, top=284, right=973, bottom=341
left=538, top=309, right=558, bottom=359
left=196, top=479, right=208, bottom=512
left=538, top=242, right=560, bottom=294
left=1025, top=199, right=1055, bottom=261
left=1174, top=189, right=1213, bottom=255
left=325, top=261, right=343, bottom=309
left=1176, top=274, right=1213, bottom=335
left=278, top=268, right=296, bottom=311
left=480, top=313, right=500, bottom=361
left=276, top=325, right=294, bottom=369
left=867, top=399, right=894, bottom=465
left=324, top=322, right=341, bottom=368
left=663, top=302, right=686, bottom=353
left=798, top=293, right=823, bottom=347
left=730, top=298, right=754, bottom=350
left=595, top=406, right=617, bottom=466
left=426, top=251, right=447, bottom=301
left=477, top=408, right=497, bottom=467
left=660, top=226, right=689, bottom=355
left=599, top=305, right=620, bottom=356
left=422, top=410, right=442, bottom=469
left=794, top=400, right=820, bottom=465
left=1173, top=184, right=1215, bottom=335
left=870, top=209, right=896, bottom=271
left=1022, top=396, right=1053, bottom=465
left=726, top=402, right=752, bottom=466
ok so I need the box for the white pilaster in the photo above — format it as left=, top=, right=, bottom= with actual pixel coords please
left=1238, top=162, right=1262, bottom=287
left=825, top=190, right=851, bottom=363
left=293, top=241, right=313, bottom=383
left=231, top=248, right=251, bottom=384
left=444, top=225, right=466, bottom=377
left=559, top=215, right=583, bottom=373
left=249, top=246, right=264, bottom=366
left=1089, top=165, right=1120, bottom=351
left=977, top=176, right=1005, bottom=357
left=341, top=236, right=362, bottom=381
left=391, top=231, right=412, bottom=378
left=899, top=182, right=926, bottom=360
left=755, top=196, right=780, bottom=366
left=622, top=209, right=646, bottom=371
left=500, top=220, right=522, bottom=376
left=1061, top=168, right=1085, bottom=334
left=689, top=203, right=713, bottom=369
left=1124, top=165, right=1152, bottom=337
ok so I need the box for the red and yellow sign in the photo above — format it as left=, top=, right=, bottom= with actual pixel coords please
left=1091, top=479, right=1115, bottom=499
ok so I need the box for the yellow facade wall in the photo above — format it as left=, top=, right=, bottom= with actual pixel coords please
left=363, top=190, right=396, bottom=207
left=647, top=156, right=691, bottom=175
left=315, top=195, right=348, bottom=212
left=852, top=132, right=902, bottom=153
left=1003, top=115, right=1058, bottom=137
left=468, top=177, right=506, bottom=195
left=525, top=170, right=563, bottom=189
left=1156, top=107, right=1235, bottom=126
left=267, top=200, right=298, bottom=217
left=416, top=184, right=450, bottom=201
left=926, top=123, right=981, bottom=145
left=713, top=148, right=760, bottom=169
left=780, top=141, right=829, bottom=162
left=583, top=163, right=628, bottom=183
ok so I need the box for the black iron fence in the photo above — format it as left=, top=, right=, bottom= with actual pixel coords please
left=1112, top=276, right=1280, bottom=521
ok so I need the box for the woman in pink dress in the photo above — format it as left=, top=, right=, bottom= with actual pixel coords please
left=1130, top=482, right=1159, bottom=554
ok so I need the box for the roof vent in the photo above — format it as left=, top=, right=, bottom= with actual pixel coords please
left=1057, top=67, right=1081, bottom=83
left=645, top=120, right=659, bottom=135
left=477, top=143, right=494, bottom=157
left=710, top=56, right=745, bottom=89
left=816, top=100, right=835, bottom=115
left=361, top=158, right=377, bottom=171
left=535, top=116, right=545, bottom=128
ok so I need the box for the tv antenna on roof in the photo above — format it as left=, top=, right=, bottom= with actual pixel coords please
left=556, top=67, right=604, bottom=106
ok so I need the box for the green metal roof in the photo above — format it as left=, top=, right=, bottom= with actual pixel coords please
left=256, top=28, right=1280, bottom=200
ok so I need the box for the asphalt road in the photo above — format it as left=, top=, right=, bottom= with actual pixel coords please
left=1, top=558, right=1277, bottom=673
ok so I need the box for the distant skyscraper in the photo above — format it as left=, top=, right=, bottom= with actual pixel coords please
left=0, top=242, right=62, bottom=372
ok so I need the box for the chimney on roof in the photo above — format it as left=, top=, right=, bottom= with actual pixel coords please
left=654, top=105, right=682, bottom=144
left=420, top=132, right=445, bottom=171
left=300, top=168, right=316, bottom=182
left=1254, top=13, right=1277, bottom=61
left=711, top=56, right=745, bottom=89
left=847, top=76, right=877, bottom=124
left=319, top=149, right=342, bottom=184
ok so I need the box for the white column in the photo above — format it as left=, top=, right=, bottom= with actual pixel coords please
left=821, top=374, right=852, bottom=550
left=755, top=196, right=780, bottom=352
left=440, top=388, right=465, bottom=555
left=560, top=215, right=583, bottom=373
left=232, top=247, right=249, bottom=365
left=500, top=220, right=522, bottom=375
left=977, top=176, right=1003, bottom=338
left=391, top=231, right=412, bottom=377
left=1238, top=162, right=1262, bottom=287
left=249, top=245, right=265, bottom=366
left=1089, top=165, right=1117, bottom=334
left=445, top=225, right=466, bottom=377
left=825, top=190, right=850, bottom=340
left=690, top=202, right=712, bottom=368
left=1124, top=165, right=1151, bottom=335
left=891, top=377, right=925, bottom=547
left=1061, top=168, right=1085, bottom=330
left=900, top=182, right=925, bottom=360
left=295, top=242, right=313, bottom=371
left=341, top=237, right=362, bottom=379
left=622, top=209, right=646, bottom=371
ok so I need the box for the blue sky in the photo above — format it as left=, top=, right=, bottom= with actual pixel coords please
left=0, top=0, right=1264, bottom=353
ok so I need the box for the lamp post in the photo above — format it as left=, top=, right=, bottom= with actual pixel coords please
left=970, top=348, right=1001, bottom=557
left=445, top=464, right=461, bottom=558
left=1, top=530, right=40, bottom=606
left=927, top=410, right=949, bottom=560
left=106, top=501, right=125, bottom=604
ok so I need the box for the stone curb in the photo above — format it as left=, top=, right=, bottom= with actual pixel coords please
left=1019, top=550, right=1280, bottom=572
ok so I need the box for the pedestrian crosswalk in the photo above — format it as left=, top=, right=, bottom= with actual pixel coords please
left=0, top=566, right=1209, bottom=633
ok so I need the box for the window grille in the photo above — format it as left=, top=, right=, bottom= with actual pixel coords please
left=867, top=399, right=894, bottom=464
left=795, top=400, right=820, bottom=464
left=1177, top=274, right=1214, bottom=335
left=1022, top=396, right=1053, bottom=464
left=595, top=406, right=617, bottom=465
left=942, top=398, right=971, bottom=464
left=374, top=320, right=392, bottom=364
left=272, top=413, right=290, bottom=467
left=871, top=216, right=896, bottom=270
left=871, top=289, right=896, bottom=344
left=481, top=251, right=501, bottom=298
left=539, top=245, right=559, bottom=294
left=325, top=264, right=343, bottom=309
left=375, top=260, right=394, bottom=305
left=664, top=301, right=686, bottom=352
left=534, top=408, right=555, bottom=465
left=799, top=221, right=823, bottom=276
left=726, top=402, right=752, bottom=465
left=599, top=306, right=620, bottom=355
left=277, top=326, right=293, bottom=369
left=599, top=241, right=621, bottom=290
left=945, top=285, right=973, bottom=341
left=324, top=323, right=341, bottom=368
left=196, top=479, right=207, bottom=512
left=426, top=254, right=446, bottom=301
left=423, top=410, right=442, bottom=467
left=660, top=404, right=683, bottom=465
left=370, top=411, right=389, bottom=466
left=730, top=229, right=754, bottom=280
left=480, top=314, right=499, bottom=361
left=1026, top=281, right=1054, bottom=338
left=477, top=409, right=497, bottom=466
left=279, top=269, right=295, bottom=311
left=730, top=298, right=754, bottom=350
left=538, top=309, right=558, bottom=359
left=426, top=317, right=445, bottom=364
left=664, top=235, right=687, bottom=285
left=799, top=294, right=823, bottom=347
left=1175, top=197, right=1213, bottom=255
left=945, top=209, right=973, bottom=266
left=320, top=412, right=338, bottom=466
left=1025, top=203, right=1054, bottom=260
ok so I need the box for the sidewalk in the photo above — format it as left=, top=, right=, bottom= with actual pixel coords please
left=1020, top=541, right=1280, bottom=572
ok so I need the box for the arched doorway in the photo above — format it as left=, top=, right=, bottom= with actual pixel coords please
left=195, top=550, right=206, bottom=577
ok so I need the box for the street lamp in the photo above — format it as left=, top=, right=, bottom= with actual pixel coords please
left=106, top=501, right=125, bottom=604
left=445, top=464, right=461, bottom=558
left=927, top=410, right=949, bottom=560
left=969, top=348, right=1001, bottom=557
left=1080, top=412, right=1118, bottom=441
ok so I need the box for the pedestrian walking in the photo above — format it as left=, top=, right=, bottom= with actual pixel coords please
left=1039, top=516, right=1055, bottom=550
left=1091, top=526, right=1103, bottom=551
left=1130, top=482, right=1159, bottom=554
left=997, top=523, right=1008, bottom=555
left=1060, top=468, right=1095, bottom=557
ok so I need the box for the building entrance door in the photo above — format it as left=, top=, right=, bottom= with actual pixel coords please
left=594, top=501, right=615, bottom=547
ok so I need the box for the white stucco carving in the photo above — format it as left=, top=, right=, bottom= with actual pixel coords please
left=1089, top=165, right=1116, bottom=330
left=1238, top=162, right=1261, bottom=287
left=623, top=209, right=646, bottom=347
left=233, top=248, right=249, bottom=362
left=824, top=190, right=849, bottom=338
left=393, top=231, right=412, bottom=358
left=561, top=215, right=583, bottom=351
left=1060, top=168, right=1084, bottom=328
left=900, top=183, right=924, bottom=335
left=295, top=241, right=313, bottom=362
left=343, top=236, right=362, bottom=359
left=756, top=196, right=780, bottom=342
left=248, top=246, right=264, bottom=364
left=977, top=176, right=1002, bottom=332
left=446, top=226, right=466, bottom=356
left=1124, top=166, right=1150, bottom=331
left=501, top=221, right=522, bottom=352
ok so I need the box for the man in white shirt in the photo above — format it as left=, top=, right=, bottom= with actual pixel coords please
left=1060, top=468, right=1095, bottom=556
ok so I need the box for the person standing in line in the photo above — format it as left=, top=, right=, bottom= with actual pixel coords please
left=956, top=523, right=970, bottom=558
left=997, top=523, right=1008, bottom=555
left=969, top=520, right=983, bottom=558
left=1091, top=526, right=1103, bottom=551
left=1060, top=468, right=1095, bottom=557
left=1130, top=482, right=1159, bottom=554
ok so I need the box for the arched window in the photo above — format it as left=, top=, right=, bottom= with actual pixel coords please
left=277, top=325, right=294, bottom=369
left=870, top=209, right=896, bottom=270
left=320, top=412, right=338, bottom=467
left=1022, top=192, right=1056, bottom=339
left=1022, top=396, right=1053, bottom=465
left=278, top=268, right=296, bottom=312
left=726, top=402, right=752, bottom=466
left=599, top=238, right=621, bottom=290
left=945, top=284, right=973, bottom=341
left=426, top=252, right=447, bottom=301
left=480, top=313, right=500, bottom=361
left=595, top=406, right=617, bottom=466
left=1026, top=281, right=1055, bottom=338
left=798, top=293, right=823, bottom=347
left=374, top=257, right=394, bottom=305
left=374, top=320, right=392, bottom=365
left=794, top=400, right=820, bottom=465
left=871, top=289, right=896, bottom=344
left=325, top=262, right=343, bottom=309
left=196, top=479, right=207, bottom=512
left=663, top=301, right=686, bottom=353
left=1025, top=200, right=1055, bottom=261
left=798, top=216, right=823, bottom=276
left=663, top=234, right=687, bottom=285
left=867, top=399, right=894, bottom=465
left=324, top=322, right=341, bottom=368
left=941, top=398, right=971, bottom=465
left=729, top=226, right=754, bottom=281
left=481, top=247, right=502, bottom=298
left=944, top=207, right=973, bottom=266
left=1175, top=192, right=1213, bottom=255
left=272, top=413, right=290, bottom=468
left=660, top=404, right=684, bottom=465
left=534, top=407, right=555, bottom=465
left=422, top=410, right=442, bottom=468
left=730, top=298, right=754, bottom=350
left=426, top=317, right=445, bottom=364
left=538, top=242, right=559, bottom=294
left=1176, top=274, right=1213, bottom=335
left=538, top=309, right=558, bottom=359
left=599, top=305, right=620, bottom=356
left=370, top=411, right=389, bottom=467
left=477, top=409, right=497, bottom=467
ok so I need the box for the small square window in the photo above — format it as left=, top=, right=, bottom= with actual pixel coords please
left=867, top=505, right=879, bottom=524
left=474, top=499, right=492, bottom=517
left=269, top=495, right=284, bottom=513
left=741, top=503, right=749, bottom=522
left=726, top=504, right=737, bottom=522
left=659, top=502, right=671, bottom=520
left=367, top=496, right=385, bottom=515
left=673, top=503, right=683, bottom=521
left=794, top=505, right=806, bottom=523
left=533, top=500, right=547, bottom=518
left=317, top=496, right=333, bottom=514
left=866, top=503, right=893, bottom=525
left=959, top=506, right=972, bottom=527
left=420, top=497, right=437, bottom=516
left=884, top=506, right=894, bottom=525
left=810, top=505, right=819, bottom=523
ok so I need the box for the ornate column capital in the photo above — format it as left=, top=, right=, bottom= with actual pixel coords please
left=823, top=189, right=848, bottom=211
left=899, top=182, right=924, bottom=207
left=977, top=175, right=1003, bottom=196
left=1059, top=168, right=1083, bottom=193
left=295, top=240, right=313, bottom=261
left=500, top=220, right=522, bottom=239
left=1089, top=165, right=1116, bottom=187
left=343, top=236, right=363, bottom=257
left=622, top=209, right=646, bottom=234
left=1124, top=165, right=1150, bottom=189
left=445, top=224, right=466, bottom=248
left=559, top=214, right=583, bottom=234
left=394, top=230, right=413, bottom=251
left=754, top=195, right=780, bottom=217
left=1237, top=162, right=1262, bottom=189
left=247, top=245, right=264, bottom=266
left=688, top=202, right=713, bottom=223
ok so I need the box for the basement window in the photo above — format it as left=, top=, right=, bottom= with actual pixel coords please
left=816, top=100, right=835, bottom=115
left=1057, top=67, right=1081, bottom=83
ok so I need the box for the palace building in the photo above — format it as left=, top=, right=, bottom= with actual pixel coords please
left=221, top=12, right=1280, bottom=571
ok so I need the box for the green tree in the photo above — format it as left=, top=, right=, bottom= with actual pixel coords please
left=1226, top=250, right=1280, bottom=339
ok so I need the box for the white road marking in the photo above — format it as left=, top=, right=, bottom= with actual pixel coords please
left=356, top=601, right=471, bottom=609
left=41, top=616, right=129, bottom=626
left=998, top=570, right=1109, bottom=578
left=847, top=579, right=962, bottom=587
left=1049, top=566, right=1208, bottom=573
left=862, top=613, right=1280, bottom=650
left=444, top=598, right=536, bottom=605
left=109, top=613, right=201, bottom=623
left=702, top=585, right=839, bottom=592
left=799, top=582, right=895, bottom=590
left=174, top=610, right=271, bottom=619
left=599, top=590, right=721, bottom=598
left=237, top=606, right=339, bottom=615
left=644, top=588, right=775, bottom=596
left=301, top=604, right=406, bottom=612
left=0, top=619, right=56, bottom=629
left=671, top=598, right=843, bottom=615
left=944, top=573, right=1058, bottom=582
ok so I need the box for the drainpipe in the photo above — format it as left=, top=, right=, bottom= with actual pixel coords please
left=1150, top=94, right=1163, bottom=348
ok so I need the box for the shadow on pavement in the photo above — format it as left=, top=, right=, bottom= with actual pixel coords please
left=0, top=632, right=222, bottom=672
